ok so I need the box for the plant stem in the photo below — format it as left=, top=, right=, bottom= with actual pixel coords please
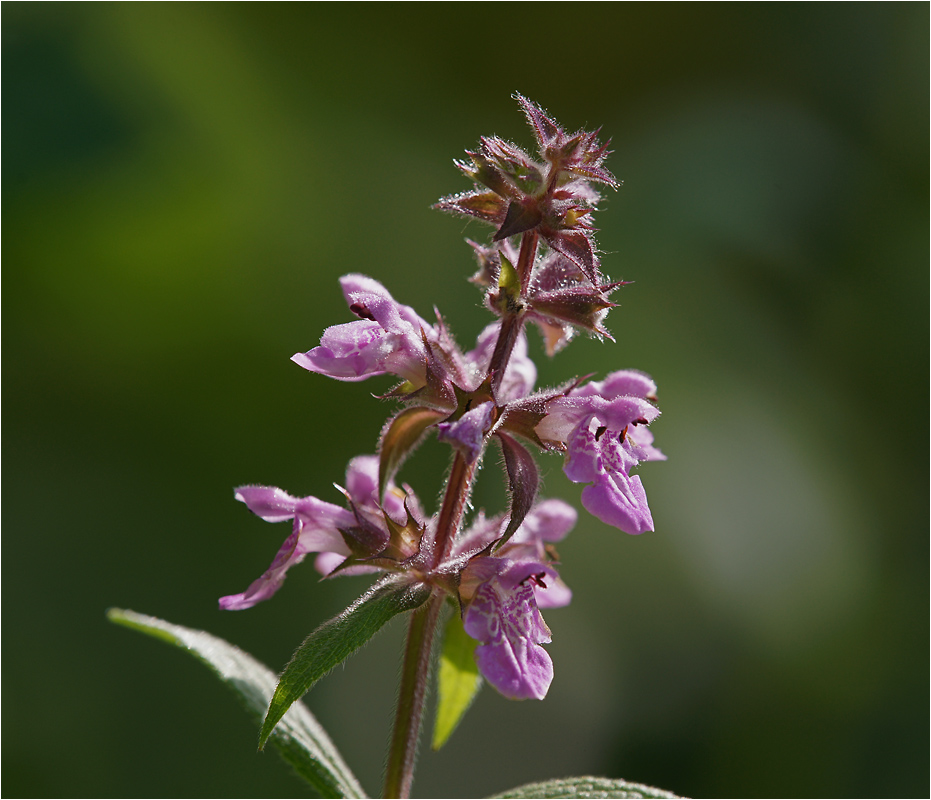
left=383, top=448, right=475, bottom=798
left=384, top=232, right=537, bottom=797
left=432, top=451, right=478, bottom=564
left=488, top=230, right=537, bottom=397
left=383, top=592, right=444, bottom=799
left=514, top=228, right=539, bottom=295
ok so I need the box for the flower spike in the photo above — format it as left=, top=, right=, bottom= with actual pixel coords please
left=223, top=96, right=664, bottom=741
left=437, top=94, right=622, bottom=341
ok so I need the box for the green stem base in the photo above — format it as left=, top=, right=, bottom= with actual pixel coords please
left=383, top=593, right=444, bottom=799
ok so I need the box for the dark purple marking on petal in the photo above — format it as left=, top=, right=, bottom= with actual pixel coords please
left=463, top=577, right=554, bottom=700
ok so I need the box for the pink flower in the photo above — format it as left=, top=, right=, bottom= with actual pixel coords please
left=292, top=275, right=435, bottom=385
left=454, top=498, right=577, bottom=699
left=219, top=456, right=402, bottom=610
left=218, top=487, right=355, bottom=610
left=291, top=276, right=538, bottom=410
left=537, top=370, right=664, bottom=534
left=436, top=401, right=498, bottom=463
left=461, top=558, right=556, bottom=700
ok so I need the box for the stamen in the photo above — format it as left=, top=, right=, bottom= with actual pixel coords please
left=349, top=302, right=376, bottom=321
left=521, top=571, right=548, bottom=589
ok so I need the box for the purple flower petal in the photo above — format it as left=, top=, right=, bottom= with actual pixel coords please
left=340, top=274, right=432, bottom=335
left=219, top=518, right=309, bottom=610
left=341, top=453, right=411, bottom=523
left=582, top=472, right=654, bottom=534
left=313, top=551, right=384, bottom=578
left=538, top=394, right=658, bottom=442
left=627, top=423, right=666, bottom=463
left=222, top=485, right=358, bottom=610
left=454, top=497, right=576, bottom=617
left=534, top=577, right=572, bottom=609
left=236, top=486, right=355, bottom=541
left=313, top=551, right=346, bottom=577
left=463, top=576, right=554, bottom=700
left=571, top=369, right=657, bottom=401
left=510, top=498, right=577, bottom=545
left=436, top=401, right=496, bottom=462
left=292, top=320, right=392, bottom=381
left=233, top=485, right=301, bottom=523
left=558, top=416, right=656, bottom=534
left=345, top=455, right=380, bottom=510
left=561, top=417, right=604, bottom=485
left=453, top=510, right=504, bottom=555
left=292, top=275, right=433, bottom=385
left=532, top=369, right=663, bottom=534
left=500, top=333, right=537, bottom=402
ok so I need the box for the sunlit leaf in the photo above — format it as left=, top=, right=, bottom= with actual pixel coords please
left=260, top=576, right=431, bottom=748
left=431, top=607, right=482, bottom=750
left=107, top=608, right=366, bottom=799
left=493, top=776, right=681, bottom=799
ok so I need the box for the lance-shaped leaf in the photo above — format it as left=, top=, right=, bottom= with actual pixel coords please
left=379, top=406, right=445, bottom=494
left=106, top=608, right=366, bottom=799
left=496, top=432, right=539, bottom=546
left=493, top=776, right=680, bottom=799
left=432, top=607, right=482, bottom=751
left=260, top=576, right=431, bottom=748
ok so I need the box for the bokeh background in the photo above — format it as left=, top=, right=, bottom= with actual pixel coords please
left=3, top=4, right=928, bottom=798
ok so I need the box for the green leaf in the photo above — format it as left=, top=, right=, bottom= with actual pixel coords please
left=107, top=608, right=365, bottom=799
left=492, top=776, right=681, bottom=799
left=379, top=406, right=445, bottom=495
left=260, top=576, right=431, bottom=748
left=431, top=606, right=482, bottom=750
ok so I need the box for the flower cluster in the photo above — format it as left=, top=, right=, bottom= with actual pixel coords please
left=222, top=96, right=663, bottom=703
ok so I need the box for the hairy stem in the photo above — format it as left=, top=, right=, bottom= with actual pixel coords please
left=515, top=228, right=539, bottom=296
left=433, top=451, right=478, bottom=565
left=384, top=230, right=539, bottom=797
left=384, top=451, right=475, bottom=798
left=488, top=230, right=538, bottom=396
left=383, top=592, right=444, bottom=799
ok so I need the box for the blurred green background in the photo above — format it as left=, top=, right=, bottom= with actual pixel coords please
left=3, top=3, right=927, bottom=798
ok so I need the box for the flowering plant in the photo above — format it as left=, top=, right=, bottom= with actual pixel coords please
left=109, top=95, right=674, bottom=799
